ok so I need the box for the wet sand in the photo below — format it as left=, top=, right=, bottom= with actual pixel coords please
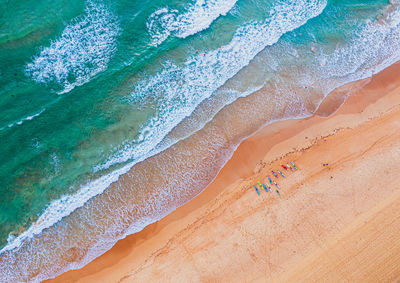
left=50, top=62, right=400, bottom=282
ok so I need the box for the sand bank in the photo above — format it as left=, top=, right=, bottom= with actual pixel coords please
left=50, top=62, right=400, bottom=282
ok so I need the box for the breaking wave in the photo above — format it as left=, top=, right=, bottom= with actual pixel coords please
left=99, top=0, right=328, bottom=171
left=0, top=1, right=327, bottom=280
left=6, top=0, right=400, bottom=282
left=25, top=1, right=120, bottom=94
left=147, top=0, right=238, bottom=46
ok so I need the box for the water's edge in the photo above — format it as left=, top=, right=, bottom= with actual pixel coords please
left=48, top=59, right=399, bottom=281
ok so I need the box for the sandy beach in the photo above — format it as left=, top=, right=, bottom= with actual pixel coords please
left=50, top=62, right=400, bottom=282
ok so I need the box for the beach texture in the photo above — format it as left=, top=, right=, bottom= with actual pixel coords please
left=50, top=61, right=400, bottom=283
left=2, top=1, right=400, bottom=281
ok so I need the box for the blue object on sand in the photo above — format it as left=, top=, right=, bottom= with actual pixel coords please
left=268, top=176, right=273, bottom=185
left=291, top=161, right=298, bottom=170
left=272, top=171, right=279, bottom=178
left=278, top=170, right=285, bottom=178
left=263, top=183, right=269, bottom=192
left=254, top=186, right=260, bottom=195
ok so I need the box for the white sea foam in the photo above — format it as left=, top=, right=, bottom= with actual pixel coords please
left=308, top=2, right=400, bottom=94
left=97, top=0, right=328, bottom=171
left=147, top=0, right=238, bottom=46
left=25, top=1, right=119, bottom=94
left=0, top=162, right=132, bottom=254
left=1, top=109, right=45, bottom=130
left=5, top=1, right=400, bottom=282
left=0, top=1, right=327, bottom=279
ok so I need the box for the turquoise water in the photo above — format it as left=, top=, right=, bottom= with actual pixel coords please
left=1, top=0, right=399, bottom=281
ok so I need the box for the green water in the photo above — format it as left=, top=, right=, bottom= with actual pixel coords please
left=0, top=0, right=393, bottom=250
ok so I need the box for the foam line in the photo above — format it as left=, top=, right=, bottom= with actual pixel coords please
left=2, top=0, right=400, bottom=279
left=25, top=1, right=120, bottom=94
left=98, top=0, right=328, bottom=171
left=1, top=109, right=45, bottom=131
left=1, top=0, right=327, bottom=260
left=147, top=0, right=238, bottom=46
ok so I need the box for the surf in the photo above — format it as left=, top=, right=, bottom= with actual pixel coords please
left=147, top=0, right=238, bottom=46
left=3, top=1, right=400, bottom=282
left=0, top=1, right=328, bottom=281
left=98, top=0, right=328, bottom=171
left=25, top=1, right=120, bottom=94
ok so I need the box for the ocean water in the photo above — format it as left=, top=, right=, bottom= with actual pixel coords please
left=1, top=0, right=399, bottom=281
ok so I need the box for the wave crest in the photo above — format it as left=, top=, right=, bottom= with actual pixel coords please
left=100, top=0, right=328, bottom=171
left=147, top=0, right=238, bottom=46
left=25, top=1, right=120, bottom=94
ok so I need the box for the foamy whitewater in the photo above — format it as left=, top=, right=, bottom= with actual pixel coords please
left=1, top=0, right=400, bottom=281
left=147, top=0, right=238, bottom=46
left=25, top=1, right=120, bottom=94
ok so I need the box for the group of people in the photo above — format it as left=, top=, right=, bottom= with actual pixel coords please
left=254, top=161, right=298, bottom=197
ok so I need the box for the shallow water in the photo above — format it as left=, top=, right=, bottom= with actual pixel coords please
left=1, top=0, right=399, bottom=281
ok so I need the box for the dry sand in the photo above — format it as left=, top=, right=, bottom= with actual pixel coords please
left=50, top=63, right=400, bottom=282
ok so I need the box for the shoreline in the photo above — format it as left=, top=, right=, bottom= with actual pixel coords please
left=50, top=62, right=400, bottom=282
